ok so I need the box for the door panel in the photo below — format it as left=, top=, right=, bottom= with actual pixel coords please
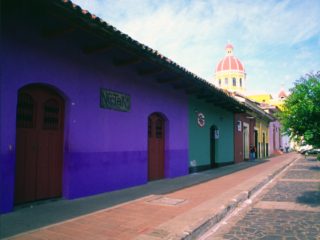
left=15, top=130, right=38, bottom=203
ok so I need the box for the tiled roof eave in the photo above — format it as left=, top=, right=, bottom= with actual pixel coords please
left=244, top=102, right=275, bottom=121
left=51, top=0, right=245, bottom=112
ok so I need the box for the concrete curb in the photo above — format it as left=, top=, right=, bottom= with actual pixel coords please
left=181, top=156, right=299, bottom=240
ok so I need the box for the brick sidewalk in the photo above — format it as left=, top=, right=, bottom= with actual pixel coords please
left=7, top=153, right=300, bottom=240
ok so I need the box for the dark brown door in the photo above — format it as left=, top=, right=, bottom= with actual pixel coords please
left=254, top=130, right=258, bottom=157
left=210, top=126, right=216, bottom=168
left=273, top=127, right=276, bottom=151
left=148, top=113, right=165, bottom=181
left=262, top=133, right=266, bottom=158
left=15, top=85, right=64, bottom=204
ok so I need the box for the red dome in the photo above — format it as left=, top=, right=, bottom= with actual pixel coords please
left=215, top=56, right=245, bottom=73
left=278, top=89, right=287, bottom=99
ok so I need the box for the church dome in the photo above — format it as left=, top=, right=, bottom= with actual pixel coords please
left=278, top=89, right=287, bottom=99
left=215, top=44, right=245, bottom=73
left=214, top=44, right=246, bottom=93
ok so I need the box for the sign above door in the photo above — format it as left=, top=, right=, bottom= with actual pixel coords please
left=100, top=88, right=131, bottom=112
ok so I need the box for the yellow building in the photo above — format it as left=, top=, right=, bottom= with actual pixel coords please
left=255, top=118, right=270, bottom=158
left=246, top=94, right=273, bottom=104
left=234, top=92, right=272, bottom=158
left=214, top=44, right=246, bottom=93
left=248, top=88, right=288, bottom=110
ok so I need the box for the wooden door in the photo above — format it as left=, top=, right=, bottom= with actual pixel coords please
left=148, top=113, right=165, bottom=181
left=15, top=85, right=64, bottom=204
left=210, top=126, right=216, bottom=168
left=254, top=130, right=258, bottom=157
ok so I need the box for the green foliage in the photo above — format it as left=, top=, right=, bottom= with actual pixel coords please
left=278, top=72, right=320, bottom=147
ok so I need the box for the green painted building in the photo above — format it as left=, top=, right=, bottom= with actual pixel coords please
left=189, top=96, right=235, bottom=172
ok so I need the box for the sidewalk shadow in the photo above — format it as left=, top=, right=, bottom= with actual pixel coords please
left=306, top=158, right=317, bottom=162
left=309, top=166, right=320, bottom=171
left=296, top=190, right=320, bottom=207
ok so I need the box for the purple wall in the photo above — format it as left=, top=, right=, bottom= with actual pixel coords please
left=0, top=27, right=188, bottom=213
left=269, top=121, right=281, bottom=154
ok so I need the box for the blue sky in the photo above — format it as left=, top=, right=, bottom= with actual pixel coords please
left=73, top=0, right=320, bottom=97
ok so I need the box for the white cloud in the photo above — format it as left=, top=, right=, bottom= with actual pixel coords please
left=72, top=0, right=320, bottom=94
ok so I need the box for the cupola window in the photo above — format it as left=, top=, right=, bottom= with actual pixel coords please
left=240, top=78, right=242, bottom=87
left=232, top=78, right=236, bottom=86
left=218, top=79, right=221, bottom=86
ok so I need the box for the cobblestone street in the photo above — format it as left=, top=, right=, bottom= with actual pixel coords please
left=202, top=155, right=320, bottom=240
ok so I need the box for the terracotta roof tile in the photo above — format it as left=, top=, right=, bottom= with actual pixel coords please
left=56, top=0, right=245, bottom=111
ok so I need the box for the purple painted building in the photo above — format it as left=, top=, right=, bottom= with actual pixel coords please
left=259, top=105, right=282, bottom=155
left=0, top=0, right=192, bottom=213
left=269, top=121, right=282, bottom=154
left=0, top=0, right=245, bottom=214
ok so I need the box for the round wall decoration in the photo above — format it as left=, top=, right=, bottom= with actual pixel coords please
left=197, top=112, right=205, bottom=127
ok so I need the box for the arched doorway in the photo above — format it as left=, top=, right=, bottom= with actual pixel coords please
left=210, top=125, right=218, bottom=168
left=148, top=113, right=165, bottom=181
left=15, top=84, right=65, bottom=204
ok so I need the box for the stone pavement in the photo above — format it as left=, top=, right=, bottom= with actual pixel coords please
left=202, top=155, right=320, bottom=240
left=1, top=152, right=299, bottom=240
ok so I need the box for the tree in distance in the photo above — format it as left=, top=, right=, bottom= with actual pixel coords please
left=278, top=71, right=320, bottom=148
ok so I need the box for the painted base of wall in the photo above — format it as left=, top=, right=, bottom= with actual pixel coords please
left=0, top=149, right=189, bottom=213
left=189, top=164, right=212, bottom=173
left=0, top=152, right=15, bottom=213
left=189, top=161, right=234, bottom=173
left=215, top=161, right=235, bottom=167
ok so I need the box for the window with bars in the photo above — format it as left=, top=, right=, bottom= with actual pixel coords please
left=16, top=93, right=34, bottom=128
left=155, top=119, right=163, bottom=138
left=43, top=99, right=60, bottom=129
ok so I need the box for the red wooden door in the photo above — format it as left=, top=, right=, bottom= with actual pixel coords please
left=15, top=85, right=64, bottom=204
left=148, top=113, right=165, bottom=181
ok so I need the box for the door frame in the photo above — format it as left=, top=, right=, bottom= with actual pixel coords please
left=14, top=83, right=66, bottom=204
left=262, top=131, right=266, bottom=158
left=147, top=112, right=168, bottom=181
left=210, top=125, right=218, bottom=168
left=254, top=128, right=258, bottom=158
left=243, top=122, right=250, bottom=160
